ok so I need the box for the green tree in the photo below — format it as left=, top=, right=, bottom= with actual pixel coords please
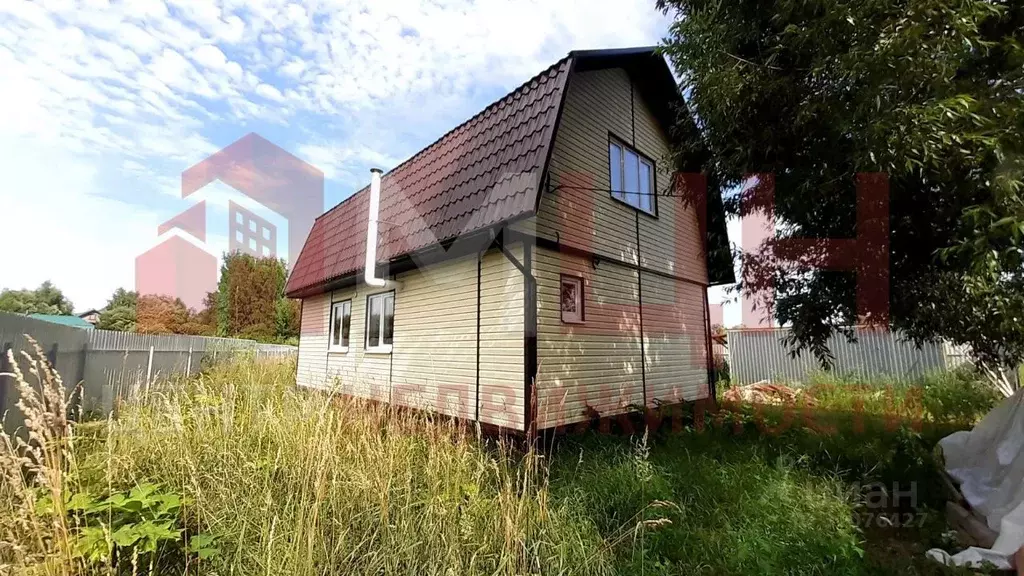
left=106, top=288, right=138, bottom=310
left=215, top=252, right=293, bottom=343
left=0, top=281, right=74, bottom=315
left=97, top=306, right=136, bottom=332
left=659, top=0, right=1024, bottom=381
left=96, top=288, right=138, bottom=332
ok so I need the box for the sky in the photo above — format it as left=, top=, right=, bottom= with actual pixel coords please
left=0, top=0, right=743, bottom=323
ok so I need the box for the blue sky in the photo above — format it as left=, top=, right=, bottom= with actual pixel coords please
left=0, top=0, right=742, bottom=323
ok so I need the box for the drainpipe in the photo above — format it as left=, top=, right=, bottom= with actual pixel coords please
left=365, top=168, right=399, bottom=289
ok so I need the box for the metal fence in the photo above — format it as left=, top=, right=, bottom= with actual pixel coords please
left=725, top=327, right=965, bottom=385
left=0, top=312, right=296, bottom=433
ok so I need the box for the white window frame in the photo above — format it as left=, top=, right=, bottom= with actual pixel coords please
left=609, top=140, right=656, bottom=215
left=365, top=291, right=395, bottom=354
left=560, top=275, right=585, bottom=324
left=329, top=300, right=351, bottom=353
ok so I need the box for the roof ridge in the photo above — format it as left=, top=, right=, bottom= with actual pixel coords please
left=314, top=52, right=574, bottom=222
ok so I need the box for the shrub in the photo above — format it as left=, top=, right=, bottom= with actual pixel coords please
left=919, top=367, right=1000, bottom=424
left=713, top=354, right=731, bottom=387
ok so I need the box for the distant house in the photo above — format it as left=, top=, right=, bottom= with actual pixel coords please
left=28, top=314, right=95, bottom=330
left=285, top=47, right=732, bottom=432
left=78, top=309, right=102, bottom=326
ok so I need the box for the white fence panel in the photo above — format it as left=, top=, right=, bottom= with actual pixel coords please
left=726, top=327, right=955, bottom=385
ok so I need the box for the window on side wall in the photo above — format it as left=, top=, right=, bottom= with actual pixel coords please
left=366, top=291, right=395, bottom=353
left=560, top=275, right=584, bottom=324
left=329, top=300, right=351, bottom=353
left=609, top=140, right=656, bottom=215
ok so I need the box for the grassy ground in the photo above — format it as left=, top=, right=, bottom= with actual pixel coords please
left=0, top=350, right=1003, bottom=575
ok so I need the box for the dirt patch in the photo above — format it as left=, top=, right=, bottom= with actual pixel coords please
left=723, top=381, right=818, bottom=406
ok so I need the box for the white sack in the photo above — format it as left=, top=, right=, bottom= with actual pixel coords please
left=926, top=388, right=1024, bottom=570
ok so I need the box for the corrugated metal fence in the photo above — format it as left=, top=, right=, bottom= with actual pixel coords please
left=0, top=312, right=296, bottom=433
left=725, top=327, right=964, bottom=385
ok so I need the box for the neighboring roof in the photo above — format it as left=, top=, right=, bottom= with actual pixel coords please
left=29, top=314, right=96, bottom=329
left=286, top=47, right=733, bottom=298
left=78, top=309, right=101, bottom=317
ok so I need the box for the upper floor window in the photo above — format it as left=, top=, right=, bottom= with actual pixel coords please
left=366, top=291, right=395, bottom=353
left=329, top=300, right=351, bottom=353
left=609, top=140, right=656, bottom=215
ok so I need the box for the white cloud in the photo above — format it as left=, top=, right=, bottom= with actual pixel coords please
left=191, top=43, right=228, bottom=69
left=0, top=0, right=673, bottom=307
left=255, top=83, right=285, bottom=102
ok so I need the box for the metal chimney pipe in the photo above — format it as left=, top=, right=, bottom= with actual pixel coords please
left=364, top=168, right=387, bottom=288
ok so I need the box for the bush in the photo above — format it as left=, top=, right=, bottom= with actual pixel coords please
left=713, top=354, right=731, bottom=387
left=919, top=367, right=1000, bottom=424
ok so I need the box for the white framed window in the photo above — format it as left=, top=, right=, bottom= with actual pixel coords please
left=329, top=300, right=351, bottom=352
left=609, top=140, right=656, bottom=215
left=560, top=275, right=584, bottom=324
left=365, top=291, right=395, bottom=353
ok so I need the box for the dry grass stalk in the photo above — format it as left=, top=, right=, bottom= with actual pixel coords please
left=0, top=336, right=81, bottom=575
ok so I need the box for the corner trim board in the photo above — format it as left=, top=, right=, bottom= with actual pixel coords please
left=635, top=211, right=647, bottom=406
left=523, top=242, right=537, bottom=434
left=475, top=251, right=482, bottom=422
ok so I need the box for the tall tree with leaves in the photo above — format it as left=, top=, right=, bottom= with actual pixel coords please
left=97, top=288, right=138, bottom=331
left=215, top=252, right=296, bottom=343
left=0, top=281, right=74, bottom=315
left=660, top=0, right=1024, bottom=391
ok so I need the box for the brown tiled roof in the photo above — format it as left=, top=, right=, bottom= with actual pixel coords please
left=285, top=56, right=573, bottom=297
left=284, top=46, right=737, bottom=296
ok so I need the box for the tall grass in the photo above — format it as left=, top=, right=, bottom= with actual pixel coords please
left=3, top=345, right=983, bottom=575
left=3, top=349, right=613, bottom=575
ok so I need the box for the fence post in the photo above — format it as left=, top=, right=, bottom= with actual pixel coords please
left=145, top=345, right=154, bottom=393
left=186, top=346, right=193, bottom=377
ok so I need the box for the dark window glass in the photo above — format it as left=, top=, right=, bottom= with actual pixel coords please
left=367, top=296, right=382, bottom=347
left=332, top=304, right=342, bottom=346
left=341, top=303, right=351, bottom=347
left=383, top=294, right=394, bottom=345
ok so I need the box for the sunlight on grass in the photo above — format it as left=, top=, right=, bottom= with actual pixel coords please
left=2, top=345, right=987, bottom=575
left=3, top=349, right=612, bottom=576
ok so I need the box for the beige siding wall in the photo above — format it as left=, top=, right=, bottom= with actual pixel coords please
left=297, top=246, right=525, bottom=430
left=531, top=65, right=711, bottom=428
left=390, top=253, right=477, bottom=420
left=296, top=293, right=329, bottom=388
left=535, top=67, right=707, bottom=284
left=534, top=248, right=710, bottom=428
left=479, top=245, right=525, bottom=430
left=641, top=272, right=710, bottom=404
left=534, top=248, right=643, bottom=428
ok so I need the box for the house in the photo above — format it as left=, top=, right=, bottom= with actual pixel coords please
left=285, top=47, right=733, bottom=432
left=77, top=309, right=102, bottom=326
left=28, top=314, right=95, bottom=330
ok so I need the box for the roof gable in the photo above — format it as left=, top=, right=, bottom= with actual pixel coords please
left=285, top=47, right=734, bottom=297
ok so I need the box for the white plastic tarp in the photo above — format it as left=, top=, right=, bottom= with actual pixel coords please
left=926, top=388, right=1024, bottom=570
